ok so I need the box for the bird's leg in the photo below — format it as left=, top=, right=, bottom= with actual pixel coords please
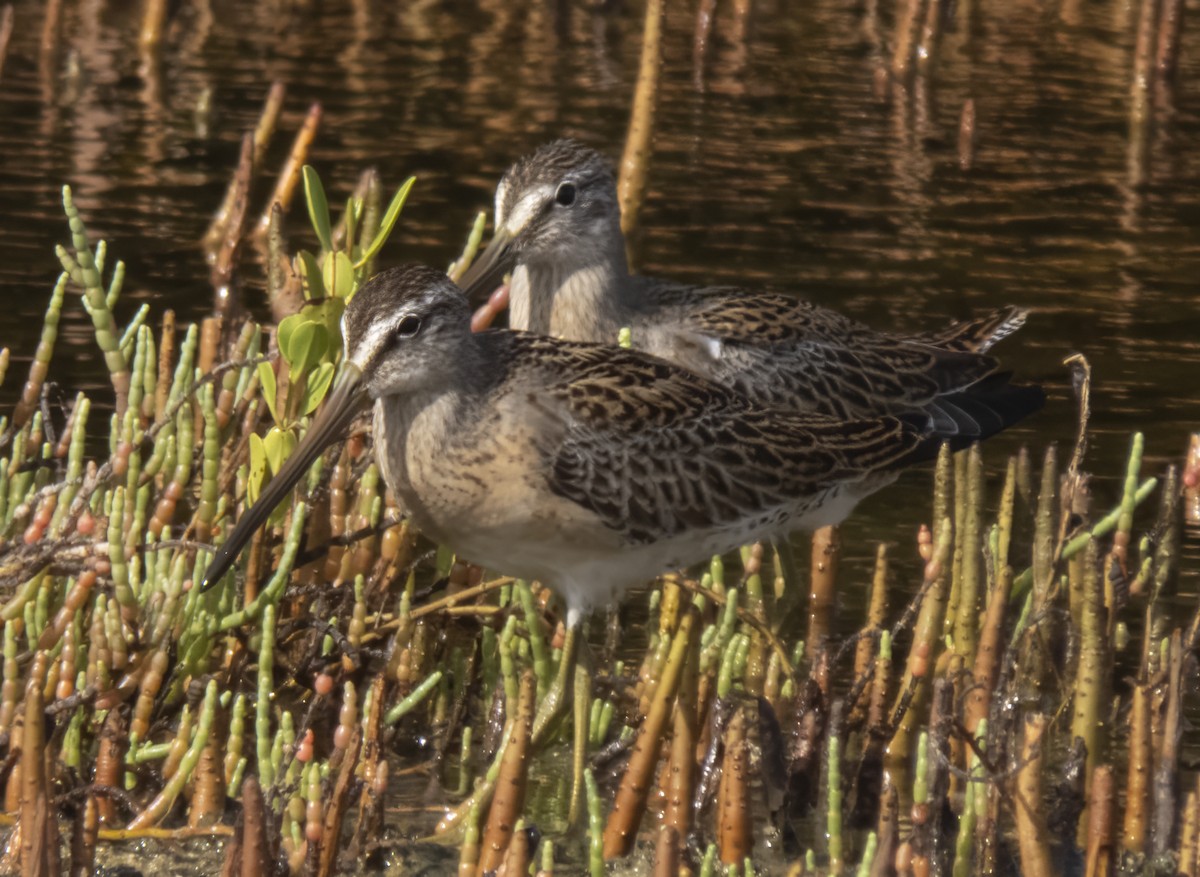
left=567, top=658, right=591, bottom=825
left=532, top=620, right=579, bottom=745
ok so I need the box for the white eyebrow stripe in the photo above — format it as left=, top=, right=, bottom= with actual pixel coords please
left=349, top=319, right=398, bottom=370
left=504, top=187, right=553, bottom=235
left=494, top=178, right=509, bottom=227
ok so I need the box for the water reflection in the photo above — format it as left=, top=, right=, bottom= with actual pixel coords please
left=0, top=0, right=1195, bottom=571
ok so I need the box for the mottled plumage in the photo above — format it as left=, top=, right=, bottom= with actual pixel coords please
left=458, top=139, right=1040, bottom=433
left=201, top=265, right=1030, bottom=624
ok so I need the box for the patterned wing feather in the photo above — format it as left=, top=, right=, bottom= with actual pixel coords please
left=640, top=284, right=1004, bottom=418
left=512, top=336, right=928, bottom=545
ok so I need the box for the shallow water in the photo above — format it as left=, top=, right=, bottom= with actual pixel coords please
left=0, top=0, right=1198, bottom=867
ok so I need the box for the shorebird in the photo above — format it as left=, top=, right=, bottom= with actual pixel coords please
left=458, top=139, right=1033, bottom=434
left=201, top=265, right=1041, bottom=739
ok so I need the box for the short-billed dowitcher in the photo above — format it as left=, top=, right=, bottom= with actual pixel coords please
left=202, top=264, right=1040, bottom=739
left=459, top=139, right=1033, bottom=432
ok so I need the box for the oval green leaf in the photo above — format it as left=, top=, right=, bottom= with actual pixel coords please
left=354, top=176, right=416, bottom=271
left=302, top=362, right=337, bottom=415
left=302, top=165, right=334, bottom=254
left=256, top=361, right=279, bottom=424
left=322, top=251, right=356, bottom=301
left=247, top=434, right=267, bottom=505
left=296, top=250, right=327, bottom=301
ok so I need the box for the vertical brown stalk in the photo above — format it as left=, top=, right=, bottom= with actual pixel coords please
left=965, top=566, right=1010, bottom=734
left=717, top=704, right=752, bottom=864
left=1129, top=0, right=1161, bottom=186
left=954, top=446, right=984, bottom=660
left=477, top=669, right=534, bottom=875
left=663, top=630, right=699, bottom=841
left=604, top=608, right=697, bottom=859
left=653, top=825, right=681, bottom=876
left=1085, top=765, right=1115, bottom=877
left=890, top=0, right=929, bottom=79
left=0, top=6, right=13, bottom=82
left=616, top=0, right=664, bottom=245
left=1183, top=434, right=1199, bottom=526
left=1014, top=713, right=1053, bottom=877
left=1150, top=631, right=1183, bottom=857
left=1071, top=540, right=1108, bottom=844
left=317, top=729, right=361, bottom=877
left=807, top=525, right=840, bottom=664
left=1179, top=776, right=1200, bottom=876
left=257, top=103, right=323, bottom=235
left=187, top=708, right=226, bottom=828
left=958, top=99, right=977, bottom=171
left=17, top=652, right=59, bottom=877
left=241, top=776, right=272, bottom=876
left=851, top=545, right=889, bottom=725
left=692, top=0, right=718, bottom=88
left=1120, top=683, right=1151, bottom=854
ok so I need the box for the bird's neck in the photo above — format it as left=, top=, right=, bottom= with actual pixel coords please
left=509, top=238, right=634, bottom=344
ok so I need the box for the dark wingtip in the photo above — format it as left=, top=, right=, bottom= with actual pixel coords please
left=900, top=378, right=1045, bottom=466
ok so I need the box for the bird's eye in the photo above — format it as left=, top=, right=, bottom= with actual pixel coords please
left=555, top=182, right=577, bottom=207
left=395, top=316, right=422, bottom=339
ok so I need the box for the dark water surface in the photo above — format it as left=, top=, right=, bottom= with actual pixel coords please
left=1, top=0, right=1199, bottom=867
left=2, top=0, right=1197, bottom=567
left=1, top=0, right=1198, bottom=610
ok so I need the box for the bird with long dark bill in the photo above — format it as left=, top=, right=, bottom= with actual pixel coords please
left=201, top=264, right=1042, bottom=742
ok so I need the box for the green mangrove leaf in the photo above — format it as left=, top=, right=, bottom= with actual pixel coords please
left=247, top=433, right=267, bottom=505
left=277, top=313, right=303, bottom=367
left=344, top=196, right=362, bottom=252
left=323, top=251, right=355, bottom=300
left=285, top=321, right=329, bottom=378
left=303, top=362, right=336, bottom=415
left=306, top=297, right=346, bottom=347
left=354, top=176, right=416, bottom=273
left=297, top=251, right=326, bottom=301
left=263, top=426, right=297, bottom=477
left=256, top=362, right=279, bottom=424
left=303, top=165, right=334, bottom=254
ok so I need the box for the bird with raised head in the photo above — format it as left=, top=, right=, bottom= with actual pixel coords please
left=458, top=139, right=1038, bottom=436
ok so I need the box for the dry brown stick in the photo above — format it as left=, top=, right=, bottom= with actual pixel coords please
left=241, top=776, right=272, bottom=875
left=211, top=133, right=254, bottom=304
left=14, top=652, right=58, bottom=877
left=1071, top=540, right=1108, bottom=845
left=958, top=98, right=977, bottom=171
left=1179, top=776, right=1200, bottom=877
left=890, top=0, right=929, bottom=79
left=1084, top=764, right=1115, bottom=877
left=1014, top=713, right=1053, bottom=877
left=256, top=102, right=323, bottom=236
left=603, top=607, right=697, bottom=859
left=692, top=0, right=718, bottom=88
left=0, top=5, right=13, bottom=82
left=807, top=525, right=840, bottom=666
left=717, top=703, right=752, bottom=864
left=663, top=627, right=699, bottom=840
left=477, top=669, right=534, bottom=875
left=317, top=728, right=361, bottom=877
left=1120, top=683, right=1151, bottom=854
left=616, top=0, right=664, bottom=244
left=653, top=825, right=681, bottom=877
left=1150, top=631, right=1183, bottom=857
left=205, top=83, right=286, bottom=248
left=965, top=566, right=1010, bottom=734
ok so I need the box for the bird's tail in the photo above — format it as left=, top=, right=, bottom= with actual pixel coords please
left=909, top=306, right=1029, bottom=354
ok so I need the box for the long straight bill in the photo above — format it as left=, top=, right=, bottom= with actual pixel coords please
left=201, top=364, right=368, bottom=591
left=455, top=225, right=515, bottom=305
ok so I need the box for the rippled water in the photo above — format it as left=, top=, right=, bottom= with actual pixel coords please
left=2, top=0, right=1196, bottom=558
left=0, top=0, right=1198, bottom=862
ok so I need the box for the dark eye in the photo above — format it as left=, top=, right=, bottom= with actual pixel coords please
left=555, top=182, right=577, bottom=207
left=395, top=316, right=422, bottom=339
